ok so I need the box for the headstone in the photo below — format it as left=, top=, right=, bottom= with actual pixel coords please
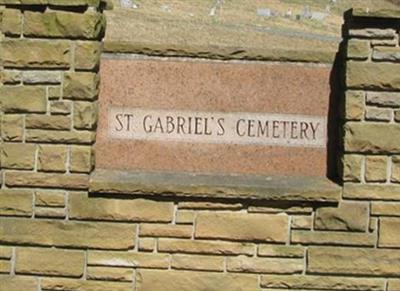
left=257, top=8, right=271, bottom=17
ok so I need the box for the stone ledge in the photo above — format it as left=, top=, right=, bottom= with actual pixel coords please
left=0, top=0, right=112, bottom=9
left=351, top=8, right=400, bottom=19
left=89, top=170, right=341, bottom=203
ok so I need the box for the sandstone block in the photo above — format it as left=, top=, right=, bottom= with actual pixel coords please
left=24, top=11, right=106, bottom=39
left=0, top=276, right=38, bottom=291
left=0, top=218, right=136, bottom=249
left=345, top=90, right=364, bottom=120
left=343, top=183, right=400, bottom=200
left=5, top=172, right=89, bottom=189
left=136, top=270, right=258, bottom=291
left=16, top=247, right=84, bottom=277
left=371, top=39, right=397, bottom=47
left=344, top=122, right=400, bottom=154
left=0, top=246, right=12, bottom=259
left=48, top=86, right=62, bottom=100
left=26, top=129, right=96, bottom=144
left=75, top=41, right=102, bottom=70
left=0, top=260, right=11, bottom=274
left=35, top=191, right=65, bottom=207
left=1, top=143, right=36, bottom=170
left=258, top=245, right=304, bottom=258
left=291, top=215, right=312, bottom=229
left=69, top=192, right=174, bottom=222
left=342, top=154, right=362, bottom=182
left=138, top=238, right=156, bottom=252
left=1, top=114, right=23, bottom=141
left=392, top=155, right=400, bottom=183
left=365, top=156, right=387, bottom=182
left=2, top=9, right=22, bottom=36
left=347, top=61, right=400, bottom=91
left=0, top=86, right=46, bottom=113
left=0, top=70, right=22, bottom=85
left=87, top=266, right=133, bottom=282
left=70, top=146, right=93, bottom=173
left=73, top=101, right=98, bottom=129
left=1, top=39, right=70, bottom=69
left=0, top=190, right=33, bottom=217
left=140, top=224, right=192, bottom=238
left=26, top=115, right=70, bottom=130
left=63, top=72, right=99, bottom=100
left=35, top=207, right=66, bottom=218
left=22, top=71, right=61, bottom=84
left=175, top=210, right=195, bottom=224
left=388, top=280, right=400, bottom=291
left=367, top=92, right=400, bottom=108
left=315, top=201, right=368, bottom=231
left=308, top=246, right=400, bottom=276
left=347, top=39, right=370, bottom=59
left=371, top=202, right=400, bottom=216
left=195, top=212, right=288, bottom=242
left=50, top=100, right=71, bottom=115
left=396, top=110, right=400, bottom=122
left=227, top=255, right=303, bottom=274
left=379, top=218, right=400, bottom=248
left=88, top=251, right=169, bottom=269
left=171, top=254, right=223, bottom=272
left=365, top=107, right=392, bottom=122
left=349, top=28, right=396, bottom=39
left=179, top=201, right=243, bottom=210
left=41, top=278, right=132, bottom=291
left=291, top=230, right=375, bottom=246
left=373, top=47, right=400, bottom=62
left=38, top=145, right=68, bottom=172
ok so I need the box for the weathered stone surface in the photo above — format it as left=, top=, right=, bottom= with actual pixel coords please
left=63, top=72, right=99, bottom=100
left=248, top=204, right=313, bottom=214
left=136, top=270, right=258, bottom=291
left=342, top=154, right=362, bottom=182
left=291, top=230, right=375, bottom=246
left=35, top=191, right=65, bottom=207
left=373, top=47, right=400, bottom=62
left=1, top=39, right=70, bottom=69
left=347, top=61, right=400, bottom=91
left=0, top=276, right=38, bottom=291
left=140, top=224, right=192, bottom=238
left=5, top=172, right=89, bottom=189
left=171, top=254, right=223, bottom=272
left=371, top=39, right=397, bottom=47
left=291, top=215, right=312, bottom=229
left=308, top=247, right=400, bottom=276
left=73, top=101, right=98, bottom=129
left=38, top=145, right=68, bottom=172
left=41, top=278, right=132, bottom=291
left=396, top=110, right=400, bottom=122
left=87, top=266, right=133, bottom=282
left=69, top=192, right=173, bottom=222
left=88, top=251, right=169, bottom=269
left=35, top=207, right=66, bottom=218
left=75, top=41, right=102, bottom=70
left=349, top=28, right=396, bottom=39
left=26, top=115, right=70, bottom=130
left=158, top=238, right=254, bottom=256
left=16, top=247, right=84, bottom=277
left=48, top=86, right=62, bottom=100
left=388, top=280, right=400, bottom=291
left=0, top=218, right=136, bottom=249
left=258, top=245, right=304, bottom=258
left=315, top=201, right=368, bottom=231
left=50, top=100, right=71, bottom=115
left=365, top=107, right=392, bottom=122
left=22, top=71, right=62, bottom=84
left=366, top=92, right=400, bottom=108
left=0, top=260, right=11, bottom=274
left=344, top=122, right=400, bottom=154
left=0, top=246, right=13, bottom=259
left=26, top=129, right=96, bottom=144
left=0, top=70, right=22, bottom=85
left=260, top=274, right=385, bottom=290
left=347, top=39, right=370, bottom=60
left=0, top=86, right=46, bottom=113
left=227, top=255, right=303, bottom=274
left=1, top=143, right=36, bottom=170
left=344, top=90, right=364, bottom=121
left=70, top=146, right=93, bottom=173
left=0, top=190, right=33, bottom=217
left=365, top=156, right=387, bottom=182
left=138, top=238, right=155, bottom=252
left=372, top=202, right=400, bottom=216
left=1, top=114, right=23, bottom=141
left=2, top=9, right=22, bottom=36
left=195, top=212, right=288, bottom=242
left=393, top=155, right=400, bottom=182
left=175, top=210, right=195, bottom=224
left=179, top=201, right=243, bottom=210
left=352, top=8, right=400, bottom=19
left=379, top=218, right=400, bottom=248
left=343, top=183, right=400, bottom=200
left=24, top=11, right=106, bottom=39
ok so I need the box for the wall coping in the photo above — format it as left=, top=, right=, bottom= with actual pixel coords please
left=0, top=0, right=112, bottom=9
left=89, top=169, right=341, bottom=203
left=351, top=8, right=400, bottom=19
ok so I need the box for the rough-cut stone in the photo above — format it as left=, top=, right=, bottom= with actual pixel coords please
left=158, top=238, right=254, bottom=256
left=227, top=255, right=303, bottom=274
left=22, top=71, right=62, bottom=84
left=343, top=184, right=400, bottom=200
left=393, top=155, right=400, bottom=182
left=1, top=143, right=36, bottom=170
left=35, top=191, right=65, bottom=207
left=0, top=190, right=33, bottom=217
left=0, top=70, right=22, bottom=84
left=291, top=230, right=375, bottom=246
left=258, top=245, right=304, bottom=258
left=50, top=101, right=71, bottom=115
left=372, top=202, right=400, bottom=216
left=308, top=247, right=400, bottom=276
left=349, top=28, right=396, bottom=39
left=48, top=86, right=62, bottom=100
left=342, top=154, right=363, bottom=182
left=136, top=270, right=258, bottom=291
left=171, top=254, right=223, bottom=272
left=179, top=201, right=243, bottom=210
left=352, top=8, right=400, bottom=19
left=1, top=114, right=23, bottom=141
left=24, top=11, right=106, bottom=39
left=87, top=266, right=133, bottom=282
left=344, top=122, right=400, bottom=154
left=16, top=247, right=84, bottom=277
left=248, top=204, right=313, bottom=214
left=347, top=61, right=400, bottom=91
left=367, top=92, right=400, bottom=108
left=35, top=207, right=66, bottom=218
left=373, top=47, right=400, bottom=62
left=0, top=218, right=136, bottom=249
left=195, top=212, right=288, bottom=242
left=379, top=218, right=400, bottom=248
left=365, top=107, right=392, bottom=122
left=260, top=275, right=385, bottom=291
left=315, top=201, right=368, bottom=231
left=69, top=192, right=173, bottom=222
left=75, top=41, right=102, bottom=70
left=38, top=145, right=68, bottom=172
left=26, top=129, right=96, bottom=144
left=140, top=224, right=192, bottom=238
left=0, top=276, right=38, bottom=291
left=70, top=146, right=93, bottom=173
left=344, top=91, right=364, bottom=121
left=138, top=238, right=156, bottom=252
left=347, top=39, right=370, bottom=60
left=88, top=251, right=169, bottom=269
left=396, top=110, right=400, bottom=122
left=365, top=156, right=387, bottom=182
left=371, top=39, right=397, bottom=47
left=73, top=101, right=98, bottom=129
left=41, top=278, right=132, bottom=291
left=26, top=115, right=70, bottom=130
left=2, top=9, right=22, bottom=36
left=291, top=215, right=312, bottom=229
left=1, top=39, right=70, bottom=69
left=0, top=260, right=11, bottom=274
left=175, top=210, right=195, bottom=224
left=63, top=72, right=99, bottom=100
left=5, top=172, right=89, bottom=189
left=0, top=86, right=46, bottom=113
left=0, top=246, right=13, bottom=259
left=388, top=280, right=400, bottom=291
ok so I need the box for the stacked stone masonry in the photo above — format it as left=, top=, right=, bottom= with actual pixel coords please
left=0, top=3, right=400, bottom=291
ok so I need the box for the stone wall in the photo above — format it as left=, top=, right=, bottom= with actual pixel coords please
left=0, top=3, right=400, bottom=291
